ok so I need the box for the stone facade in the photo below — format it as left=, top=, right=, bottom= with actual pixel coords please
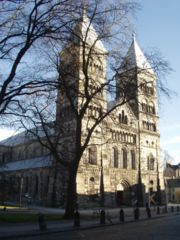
left=0, top=13, right=164, bottom=207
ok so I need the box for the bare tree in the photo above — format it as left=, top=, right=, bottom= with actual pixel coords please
left=0, top=0, right=80, bottom=116
left=12, top=0, right=141, bottom=217
left=5, top=0, right=171, bottom=218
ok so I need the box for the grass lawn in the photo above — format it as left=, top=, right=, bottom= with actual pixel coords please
left=0, top=212, right=63, bottom=223
left=0, top=206, right=64, bottom=223
left=0, top=205, right=24, bottom=210
left=0, top=205, right=99, bottom=223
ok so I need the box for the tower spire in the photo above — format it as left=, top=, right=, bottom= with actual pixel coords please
left=119, top=32, right=154, bottom=74
left=82, top=0, right=87, bottom=20
left=132, top=32, right=136, bottom=42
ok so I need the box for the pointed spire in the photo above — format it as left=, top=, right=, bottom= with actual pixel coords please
left=82, top=0, right=87, bottom=20
left=73, top=0, right=106, bottom=52
left=119, top=33, right=154, bottom=74
left=132, top=32, right=136, bottom=43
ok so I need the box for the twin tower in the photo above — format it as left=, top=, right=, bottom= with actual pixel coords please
left=57, top=10, right=163, bottom=206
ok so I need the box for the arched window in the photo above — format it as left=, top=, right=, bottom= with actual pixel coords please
left=122, top=110, right=125, bottom=122
left=131, top=150, right=136, bottom=169
left=149, top=102, right=155, bottom=114
left=141, top=99, right=148, bottom=113
left=115, top=132, right=119, bottom=141
left=122, top=149, right=127, bottom=169
left=147, top=82, right=154, bottom=95
left=88, top=146, right=97, bottom=165
left=122, top=133, right=125, bottom=142
left=125, top=133, right=128, bottom=142
left=147, top=154, right=155, bottom=170
left=119, top=110, right=128, bottom=124
left=113, top=147, right=119, bottom=168
left=153, top=123, right=156, bottom=132
left=133, top=135, right=136, bottom=144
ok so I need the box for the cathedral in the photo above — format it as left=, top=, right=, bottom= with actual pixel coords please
left=0, top=11, right=164, bottom=207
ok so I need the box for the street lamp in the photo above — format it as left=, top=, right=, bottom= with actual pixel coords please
left=19, top=177, right=24, bottom=207
left=156, top=140, right=161, bottom=205
left=137, top=120, right=143, bottom=206
left=99, top=126, right=105, bottom=207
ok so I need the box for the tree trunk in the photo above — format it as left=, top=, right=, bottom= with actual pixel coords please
left=51, top=167, right=57, bottom=207
left=63, top=118, right=82, bottom=218
left=63, top=166, right=78, bottom=219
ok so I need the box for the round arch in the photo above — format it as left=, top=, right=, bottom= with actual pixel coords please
left=116, top=179, right=131, bottom=206
left=117, top=179, right=130, bottom=190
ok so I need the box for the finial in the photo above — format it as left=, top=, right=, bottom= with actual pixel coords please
left=82, top=0, right=87, bottom=19
left=132, top=32, right=136, bottom=42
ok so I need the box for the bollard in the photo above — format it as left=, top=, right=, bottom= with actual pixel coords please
left=74, top=210, right=80, bottom=227
left=146, top=207, right=151, bottom=219
left=164, top=205, right=168, bottom=213
left=156, top=206, right=160, bottom=215
left=177, top=206, right=180, bottom=212
left=3, top=206, right=6, bottom=211
left=38, top=214, right=47, bottom=231
left=119, top=209, right=125, bottom=222
left=134, top=207, right=139, bottom=220
left=171, top=206, right=174, bottom=212
left=100, top=209, right=106, bottom=224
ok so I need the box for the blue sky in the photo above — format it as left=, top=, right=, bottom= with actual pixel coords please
left=0, top=0, right=179, bottom=164
left=136, top=0, right=180, bottom=163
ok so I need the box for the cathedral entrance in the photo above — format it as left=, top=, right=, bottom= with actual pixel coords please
left=116, top=180, right=130, bottom=206
left=116, top=190, right=124, bottom=205
left=116, top=183, right=124, bottom=206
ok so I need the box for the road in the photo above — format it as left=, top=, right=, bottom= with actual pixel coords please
left=13, top=214, right=180, bottom=240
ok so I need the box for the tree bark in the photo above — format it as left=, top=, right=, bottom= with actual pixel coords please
left=63, top=164, right=78, bottom=219
left=51, top=167, right=57, bottom=207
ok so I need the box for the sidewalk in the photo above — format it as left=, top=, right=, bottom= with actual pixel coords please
left=0, top=206, right=179, bottom=239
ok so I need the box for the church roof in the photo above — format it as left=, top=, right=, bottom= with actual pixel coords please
left=120, top=34, right=154, bottom=74
left=73, top=9, right=106, bottom=53
left=0, top=131, right=35, bottom=146
left=0, top=155, right=52, bottom=172
left=0, top=124, right=55, bottom=147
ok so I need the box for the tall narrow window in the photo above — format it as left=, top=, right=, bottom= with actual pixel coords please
left=122, top=149, right=127, bottom=169
left=113, top=147, right=118, bottom=168
left=147, top=154, right=155, bottom=170
left=88, top=146, right=97, bottom=165
left=119, top=110, right=128, bottom=124
left=131, top=150, right=136, bottom=169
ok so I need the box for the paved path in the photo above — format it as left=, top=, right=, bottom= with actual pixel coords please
left=11, top=214, right=180, bottom=240
left=0, top=206, right=179, bottom=239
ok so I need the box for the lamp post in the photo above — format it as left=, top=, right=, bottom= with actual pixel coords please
left=99, top=127, right=105, bottom=207
left=137, top=120, right=143, bottom=206
left=19, top=177, right=24, bottom=207
left=100, top=152, right=105, bottom=207
left=156, top=140, right=161, bottom=205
